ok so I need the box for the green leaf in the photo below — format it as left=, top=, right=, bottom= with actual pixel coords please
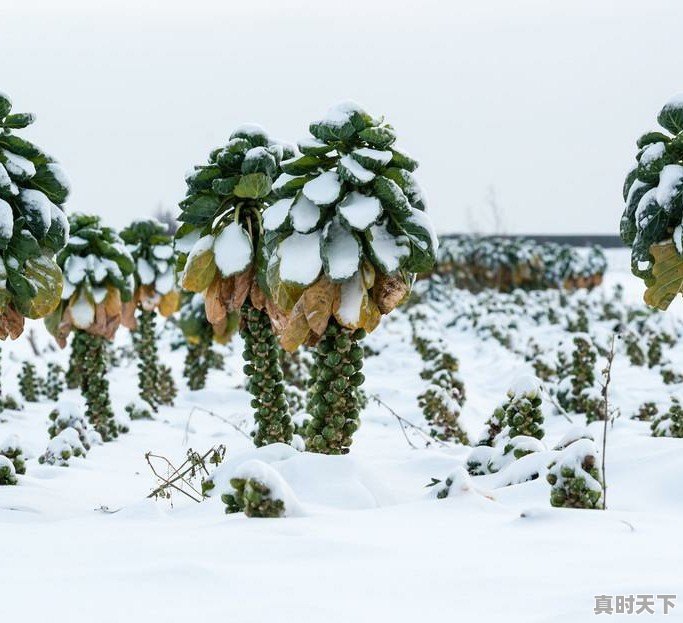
left=622, top=165, right=638, bottom=201
left=395, top=208, right=437, bottom=273
left=272, top=173, right=308, bottom=199
left=3, top=113, right=35, bottom=130
left=233, top=172, right=271, bottom=199
left=658, top=98, right=683, bottom=134
left=281, top=155, right=327, bottom=176
left=635, top=190, right=669, bottom=255
left=636, top=143, right=672, bottom=184
left=297, top=138, right=333, bottom=156
left=383, top=167, right=426, bottom=211
left=186, top=165, right=222, bottom=193
left=29, top=163, right=69, bottom=204
left=358, top=126, right=396, bottom=149
left=0, top=93, right=11, bottom=119
left=241, top=147, right=277, bottom=178
left=372, top=176, right=412, bottom=218
left=44, top=206, right=69, bottom=252
left=8, top=228, right=41, bottom=263
left=212, top=176, right=239, bottom=196
left=0, top=134, right=48, bottom=165
left=7, top=266, right=37, bottom=300
left=14, top=254, right=62, bottom=318
left=230, top=125, right=269, bottom=148
left=309, top=119, right=357, bottom=144
left=389, top=148, right=418, bottom=172
left=0, top=163, right=16, bottom=199
left=178, top=193, right=221, bottom=226
left=637, top=131, right=671, bottom=149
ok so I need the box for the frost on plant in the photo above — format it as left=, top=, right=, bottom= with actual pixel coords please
left=45, top=214, right=136, bottom=441
left=620, top=93, right=683, bottom=310
left=121, top=219, right=180, bottom=410
left=0, top=92, right=69, bottom=341
left=547, top=438, right=604, bottom=509
left=0, top=433, right=26, bottom=475
left=176, top=125, right=293, bottom=445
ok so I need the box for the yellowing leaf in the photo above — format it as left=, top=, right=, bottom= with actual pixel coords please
left=158, top=290, right=180, bottom=317
left=15, top=255, right=63, bottom=319
left=644, top=241, right=683, bottom=310
left=182, top=247, right=216, bottom=293
left=280, top=297, right=312, bottom=352
left=302, top=276, right=337, bottom=337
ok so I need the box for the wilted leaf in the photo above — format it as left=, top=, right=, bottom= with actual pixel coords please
left=182, top=243, right=216, bottom=292
left=644, top=241, right=683, bottom=310
left=280, top=297, right=312, bottom=352
left=205, top=276, right=227, bottom=325
left=301, top=276, right=337, bottom=336
left=158, top=290, right=180, bottom=317
left=372, top=271, right=411, bottom=314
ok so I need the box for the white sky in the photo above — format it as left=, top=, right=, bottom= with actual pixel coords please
left=2, top=0, right=682, bottom=234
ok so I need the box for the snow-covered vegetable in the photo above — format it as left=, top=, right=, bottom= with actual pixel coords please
left=0, top=433, right=26, bottom=475
left=264, top=101, right=437, bottom=350
left=45, top=362, right=65, bottom=401
left=120, top=220, right=179, bottom=410
left=18, top=360, right=41, bottom=401
left=652, top=396, right=683, bottom=437
left=557, top=335, right=602, bottom=423
left=437, top=236, right=606, bottom=293
left=504, top=375, right=544, bottom=441
left=48, top=400, right=102, bottom=450
left=620, top=93, right=683, bottom=309
left=38, top=427, right=87, bottom=466
left=0, top=91, right=70, bottom=339
left=547, top=439, right=604, bottom=509
left=45, top=214, right=135, bottom=441
left=177, top=125, right=294, bottom=445
left=178, top=293, right=235, bottom=390
left=46, top=213, right=135, bottom=345
left=0, top=454, right=17, bottom=485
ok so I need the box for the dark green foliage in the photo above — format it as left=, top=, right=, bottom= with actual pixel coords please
left=547, top=440, right=604, bottom=509
left=652, top=397, right=683, bottom=437
left=505, top=384, right=544, bottom=441
left=241, top=301, right=292, bottom=446
left=18, top=361, right=40, bottom=402
left=79, top=331, right=117, bottom=441
left=646, top=333, right=663, bottom=368
left=66, top=329, right=88, bottom=389
left=0, top=436, right=26, bottom=474
left=478, top=402, right=508, bottom=446
left=280, top=347, right=311, bottom=415
left=222, top=477, right=286, bottom=518
left=45, top=362, right=64, bottom=401
left=184, top=332, right=212, bottom=391
left=0, top=92, right=68, bottom=327
left=624, top=332, right=646, bottom=366
left=417, top=351, right=468, bottom=444
left=558, top=335, right=602, bottom=422
left=635, top=401, right=658, bottom=422
left=156, top=364, right=177, bottom=406
left=132, top=308, right=161, bottom=410
left=661, top=365, right=683, bottom=385
left=306, top=322, right=365, bottom=454
left=125, top=402, right=153, bottom=421
left=0, top=457, right=17, bottom=485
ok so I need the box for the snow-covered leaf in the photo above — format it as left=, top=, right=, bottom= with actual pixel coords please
left=182, top=235, right=217, bottom=292
left=302, top=171, right=343, bottom=206
left=351, top=148, right=393, bottom=172
left=278, top=231, right=322, bottom=286
left=337, top=191, right=383, bottom=231
left=290, top=194, right=323, bottom=233
left=263, top=197, right=293, bottom=232
left=365, top=220, right=410, bottom=273
left=214, top=223, right=253, bottom=278
left=658, top=93, right=683, bottom=134
left=321, top=218, right=361, bottom=282
left=338, top=155, right=375, bottom=186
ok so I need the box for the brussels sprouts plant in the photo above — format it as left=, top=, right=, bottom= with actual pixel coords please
left=621, top=94, right=683, bottom=309
left=178, top=292, right=235, bottom=391
left=0, top=91, right=70, bottom=341
left=176, top=125, right=295, bottom=446
left=120, top=219, right=179, bottom=410
left=46, top=214, right=135, bottom=440
left=262, top=102, right=438, bottom=454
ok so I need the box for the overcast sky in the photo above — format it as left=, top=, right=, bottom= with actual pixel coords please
left=2, top=0, right=682, bottom=235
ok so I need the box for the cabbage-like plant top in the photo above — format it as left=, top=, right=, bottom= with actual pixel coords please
left=47, top=213, right=135, bottom=345
left=621, top=94, right=683, bottom=309
left=0, top=91, right=70, bottom=337
left=261, top=101, right=438, bottom=350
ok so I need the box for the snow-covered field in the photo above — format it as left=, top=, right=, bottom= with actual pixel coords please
left=1, top=248, right=682, bottom=623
